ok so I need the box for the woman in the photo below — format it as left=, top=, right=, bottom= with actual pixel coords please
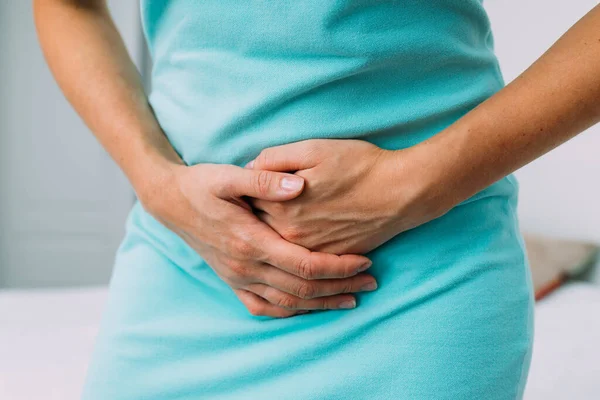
left=35, top=1, right=599, bottom=399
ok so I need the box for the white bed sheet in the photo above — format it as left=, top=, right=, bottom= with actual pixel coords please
left=0, top=283, right=598, bottom=400
left=524, top=282, right=600, bottom=400
left=0, top=287, right=107, bottom=400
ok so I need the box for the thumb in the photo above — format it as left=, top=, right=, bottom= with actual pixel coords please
left=246, top=140, right=320, bottom=172
left=216, top=166, right=304, bottom=201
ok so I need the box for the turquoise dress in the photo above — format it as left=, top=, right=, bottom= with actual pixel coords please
left=83, top=1, right=534, bottom=399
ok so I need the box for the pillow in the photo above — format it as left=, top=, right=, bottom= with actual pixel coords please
left=522, top=233, right=599, bottom=300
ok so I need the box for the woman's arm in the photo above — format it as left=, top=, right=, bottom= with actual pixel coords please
left=34, top=0, right=377, bottom=317
left=414, top=4, right=600, bottom=208
left=34, top=0, right=180, bottom=199
left=247, top=5, right=600, bottom=254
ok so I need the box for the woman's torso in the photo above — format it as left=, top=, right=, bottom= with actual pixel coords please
left=81, top=2, right=533, bottom=398
left=141, top=0, right=504, bottom=166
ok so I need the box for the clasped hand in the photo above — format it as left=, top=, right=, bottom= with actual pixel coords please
left=148, top=139, right=451, bottom=318
left=246, top=139, right=449, bottom=255
left=146, top=161, right=377, bottom=319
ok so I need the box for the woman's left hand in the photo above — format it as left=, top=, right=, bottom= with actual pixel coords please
left=246, top=139, right=454, bottom=255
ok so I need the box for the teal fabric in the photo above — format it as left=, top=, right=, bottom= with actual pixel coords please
left=83, top=1, right=534, bottom=399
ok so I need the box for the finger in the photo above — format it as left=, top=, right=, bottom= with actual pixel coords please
left=234, top=289, right=307, bottom=318
left=246, top=140, right=322, bottom=172
left=247, top=284, right=357, bottom=310
left=248, top=199, right=279, bottom=214
left=257, top=232, right=372, bottom=279
left=256, top=265, right=378, bottom=299
left=215, top=165, right=305, bottom=201
left=251, top=210, right=277, bottom=236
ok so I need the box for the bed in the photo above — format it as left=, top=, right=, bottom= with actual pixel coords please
left=0, top=287, right=107, bottom=400
left=1, top=280, right=599, bottom=399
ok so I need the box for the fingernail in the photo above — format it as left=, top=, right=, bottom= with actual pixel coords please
left=280, top=177, right=303, bottom=192
left=360, top=282, right=378, bottom=292
left=357, top=261, right=372, bottom=273
left=245, top=160, right=255, bottom=169
left=338, top=300, right=356, bottom=309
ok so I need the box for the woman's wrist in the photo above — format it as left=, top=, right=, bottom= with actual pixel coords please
left=123, top=130, right=188, bottom=216
left=383, top=141, right=465, bottom=229
left=399, top=121, right=513, bottom=213
left=135, top=162, right=186, bottom=213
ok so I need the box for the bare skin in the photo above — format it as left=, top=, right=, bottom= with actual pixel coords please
left=34, top=0, right=377, bottom=318
left=246, top=140, right=438, bottom=255
left=35, top=1, right=599, bottom=317
left=248, top=5, right=600, bottom=255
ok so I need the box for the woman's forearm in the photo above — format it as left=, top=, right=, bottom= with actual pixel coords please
left=411, top=4, right=600, bottom=207
left=34, top=0, right=183, bottom=208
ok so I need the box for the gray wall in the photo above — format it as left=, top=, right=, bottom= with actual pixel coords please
left=0, top=2, right=143, bottom=288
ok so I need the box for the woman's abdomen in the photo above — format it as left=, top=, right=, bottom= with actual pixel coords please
left=149, top=54, right=504, bottom=169
left=83, top=176, right=533, bottom=399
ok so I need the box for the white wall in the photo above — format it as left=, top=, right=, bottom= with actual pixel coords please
left=486, top=0, right=600, bottom=243
left=0, top=2, right=141, bottom=288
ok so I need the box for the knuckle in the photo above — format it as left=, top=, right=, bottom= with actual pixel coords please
left=231, top=237, right=255, bottom=258
left=297, top=256, right=315, bottom=280
left=275, top=294, right=297, bottom=309
left=296, top=282, right=316, bottom=299
left=253, top=170, right=273, bottom=196
left=341, top=280, right=354, bottom=294
left=227, top=260, right=249, bottom=279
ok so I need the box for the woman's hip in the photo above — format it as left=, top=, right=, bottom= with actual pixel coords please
left=83, top=177, right=533, bottom=399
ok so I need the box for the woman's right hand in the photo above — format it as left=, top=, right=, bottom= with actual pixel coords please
left=142, top=163, right=378, bottom=318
